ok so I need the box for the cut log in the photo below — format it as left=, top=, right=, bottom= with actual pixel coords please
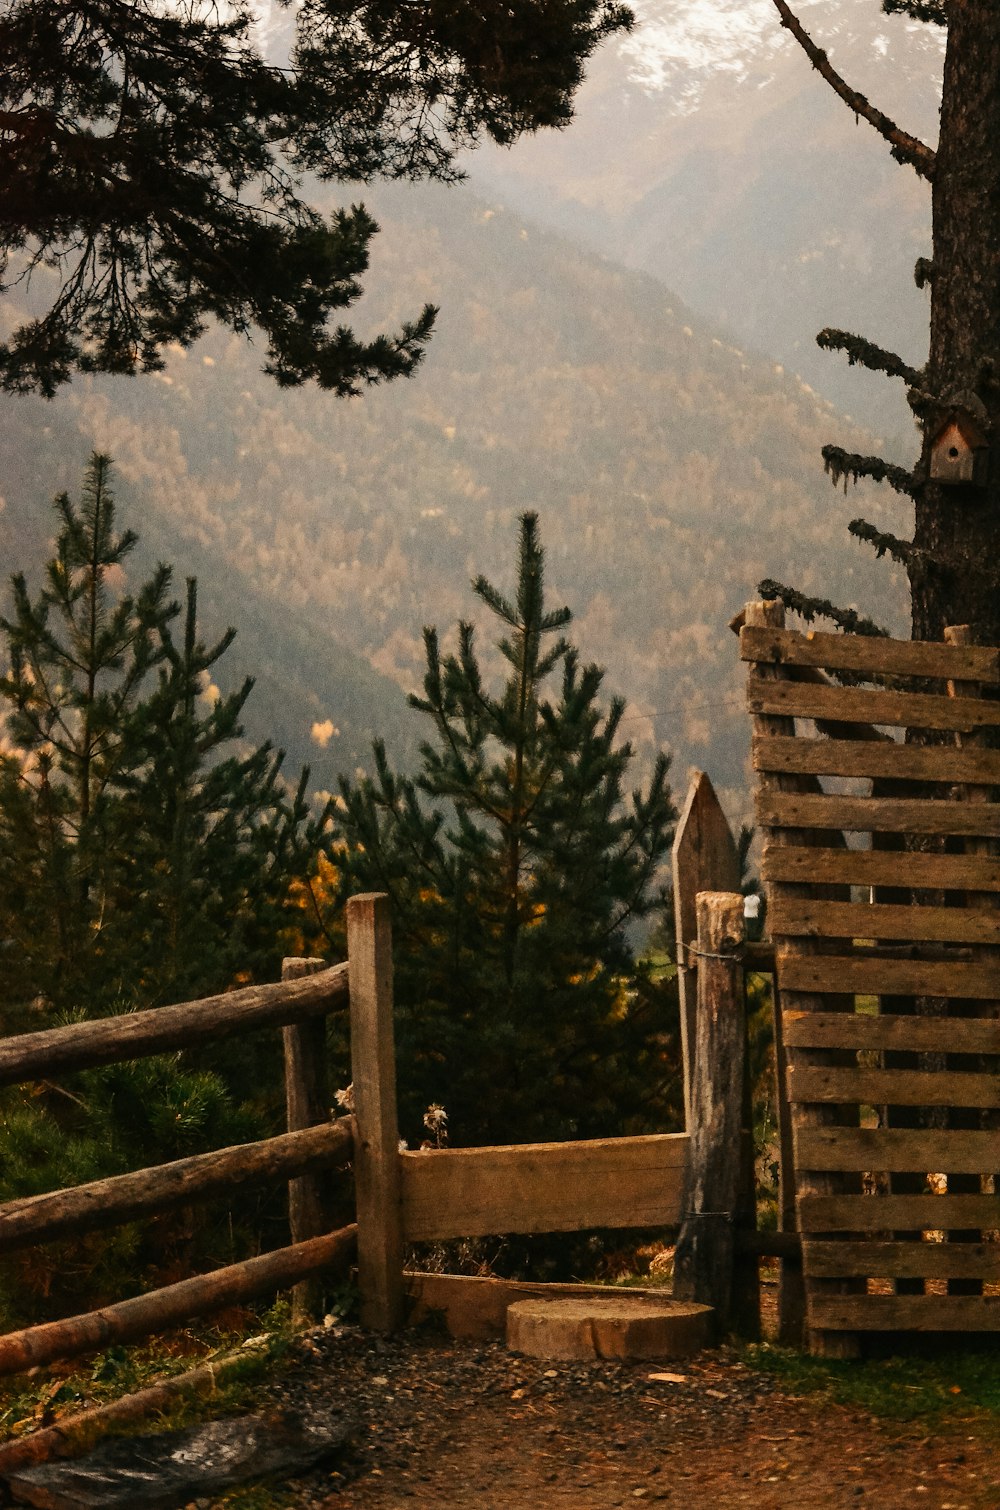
left=506, top=1296, right=712, bottom=1362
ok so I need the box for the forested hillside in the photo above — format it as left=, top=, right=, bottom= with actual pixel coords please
left=0, top=182, right=907, bottom=814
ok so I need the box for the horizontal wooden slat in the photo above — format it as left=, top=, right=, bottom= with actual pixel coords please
left=784, top=1011, right=1000, bottom=1056
left=759, top=789, right=1000, bottom=838
left=804, top=1239, right=1000, bottom=1279
left=753, top=734, right=1000, bottom=785
left=807, top=1294, right=1000, bottom=1331
left=779, top=951, right=1000, bottom=999
left=770, top=897, right=1000, bottom=946
left=0, top=964, right=349, bottom=1087
left=747, top=675, right=1000, bottom=732
left=400, top=1133, right=688, bottom=1240
left=789, top=1065, right=1000, bottom=1108
left=799, top=1193, right=1000, bottom=1232
left=795, top=1125, right=1000, bottom=1173
left=763, top=843, right=1000, bottom=892
left=740, top=624, right=1000, bottom=683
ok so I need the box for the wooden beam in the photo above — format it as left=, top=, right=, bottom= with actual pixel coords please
left=740, top=624, right=1000, bottom=684
left=673, top=892, right=756, bottom=1337
left=759, top=789, right=1000, bottom=838
left=778, top=951, right=1000, bottom=1000
left=753, top=732, right=1000, bottom=785
left=347, top=892, right=404, bottom=1333
left=0, top=1120, right=354, bottom=1256
left=799, top=1194, right=1000, bottom=1231
left=789, top=1064, right=1000, bottom=1109
left=763, top=843, right=1000, bottom=892
left=808, top=1293, right=1000, bottom=1331
left=784, top=1011, right=1000, bottom=1056
left=770, top=897, right=1000, bottom=946
left=671, top=771, right=739, bottom=1128
left=0, top=1226, right=358, bottom=1378
left=804, top=1240, right=1000, bottom=1280
left=795, top=1125, right=998, bottom=1173
left=0, top=965, right=349, bottom=1087
left=747, top=675, right=1000, bottom=733
left=400, top=1133, right=688, bottom=1240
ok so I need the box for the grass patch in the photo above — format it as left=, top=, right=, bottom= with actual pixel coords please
left=0, top=1300, right=298, bottom=1446
left=741, top=1341, right=1000, bottom=1424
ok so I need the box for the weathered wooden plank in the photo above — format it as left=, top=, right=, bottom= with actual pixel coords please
left=759, top=789, right=1000, bottom=838
left=770, top=897, right=1000, bottom=946
left=0, top=1120, right=354, bottom=1256
left=671, top=772, right=740, bottom=1129
left=0, top=1225, right=358, bottom=1377
left=0, top=965, right=350, bottom=1088
left=674, top=892, right=756, bottom=1336
left=795, top=1125, right=999, bottom=1173
left=789, top=1064, right=1000, bottom=1108
left=401, top=1133, right=689, bottom=1240
left=753, top=733, right=1000, bottom=785
left=740, top=624, right=1000, bottom=684
left=778, top=951, right=1000, bottom=999
left=799, top=1194, right=1000, bottom=1232
left=784, top=1010, right=1000, bottom=1056
left=763, top=843, right=1000, bottom=892
left=348, top=893, right=405, bottom=1333
left=747, top=675, right=1000, bottom=732
left=804, top=1240, right=1000, bottom=1279
left=807, top=1294, right=1000, bottom=1331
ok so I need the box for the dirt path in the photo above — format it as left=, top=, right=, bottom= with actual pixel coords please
left=261, top=1329, right=1000, bottom=1510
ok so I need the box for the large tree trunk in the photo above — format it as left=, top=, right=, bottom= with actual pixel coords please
left=913, top=1, right=1000, bottom=645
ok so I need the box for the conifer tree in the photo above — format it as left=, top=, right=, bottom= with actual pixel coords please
left=0, top=455, right=323, bottom=1012
left=325, top=512, right=679, bottom=1146
left=759, top=1, right=1000, bottom=646
left=0, top=0, right=631, bottom=397
left=0, top=453, right=173, bottom=1006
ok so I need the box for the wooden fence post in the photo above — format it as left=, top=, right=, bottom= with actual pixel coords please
left=672, top=771, right=740, bottom=1129
left=281, top=956, right=335, bottom=1326
left=346, top=893, right=405, bottom=1332
left=673, top=891, right=753, bottom=1335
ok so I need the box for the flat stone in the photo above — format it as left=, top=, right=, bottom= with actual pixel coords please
left=506, top=1296, right=713, bottom=1362
left=4, top=1404, right=353, bottom=1509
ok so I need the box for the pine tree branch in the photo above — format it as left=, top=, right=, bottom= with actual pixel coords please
left=758, top=579, right=890, bottom=637
left=847, top=518, right=920, bottom=566
left=882, top=0, right=947, bottom=24
left=816, top=328, right=922, bottom=385
left=771, top=0, right=936, bottom=178
left=822, top=445, right=918, bottom=496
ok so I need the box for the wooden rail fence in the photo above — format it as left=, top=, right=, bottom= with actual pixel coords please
left=0, top=870, right=770, bottom=1376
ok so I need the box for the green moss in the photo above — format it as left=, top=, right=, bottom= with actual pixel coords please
left=741, top=1341, right=1000, bottom=1424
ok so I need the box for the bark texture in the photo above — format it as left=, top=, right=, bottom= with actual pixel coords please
left=914, top=1, right=1000, bottom=644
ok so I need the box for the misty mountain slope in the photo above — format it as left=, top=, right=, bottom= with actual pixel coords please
left=2, top=181, right=908, bottom=818
left=470, top=0, right=939, bottom=445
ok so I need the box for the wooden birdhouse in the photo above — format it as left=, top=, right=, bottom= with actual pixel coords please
left=929, top=412, right=989, bottom=487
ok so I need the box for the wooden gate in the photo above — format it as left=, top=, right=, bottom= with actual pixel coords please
left=741, top=599, right=1000, bottom=1354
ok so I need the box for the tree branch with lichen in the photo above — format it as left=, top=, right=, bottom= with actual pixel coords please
left=816, top=328, right=922, bottom=386
left=757, top=579, right=889, bottom=637
left=771, top=0, right=936, bottom=179
left=823, top=445, right=918, bottom=496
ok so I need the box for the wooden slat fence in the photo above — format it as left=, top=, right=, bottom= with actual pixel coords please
left=742, top=600, right=1000, bottom=1354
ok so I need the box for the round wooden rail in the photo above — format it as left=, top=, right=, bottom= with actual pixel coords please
left=0, top=1225, right=358, bottom=1378
left=0, top=963, right=349, bottom=1086
left=0, top=1118, right=355, bottom=1255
